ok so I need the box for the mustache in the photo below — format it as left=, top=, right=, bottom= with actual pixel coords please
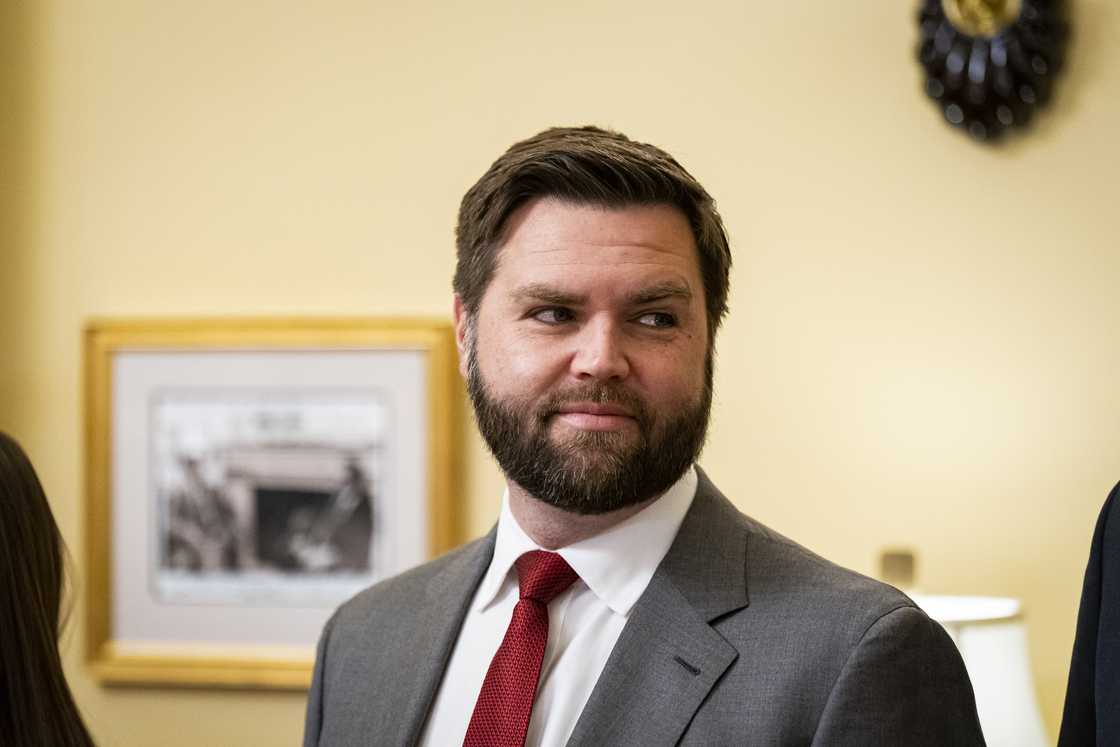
left=535, top=384, right=650, bottom=426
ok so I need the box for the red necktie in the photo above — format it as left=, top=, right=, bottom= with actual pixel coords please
left=462, top=550, right=579, bottom=747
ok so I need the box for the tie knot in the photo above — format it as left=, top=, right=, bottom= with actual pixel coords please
left=514, top=550, right=578, bottom=604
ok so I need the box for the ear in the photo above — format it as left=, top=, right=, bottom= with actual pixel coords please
left=452, top=295, right=471, bottom=379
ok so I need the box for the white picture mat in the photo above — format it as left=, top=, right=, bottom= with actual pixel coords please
left=111, top=349, right=429, bottom=649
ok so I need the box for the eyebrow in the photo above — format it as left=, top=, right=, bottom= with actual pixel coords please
left=510, top=281, right=692, bottom=307
left=511, top=283, right=587, bottom=306
left=626, top=281, right=693, bottom=306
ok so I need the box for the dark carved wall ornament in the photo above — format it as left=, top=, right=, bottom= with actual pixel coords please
left=917, top=0, right=1068, bottom=142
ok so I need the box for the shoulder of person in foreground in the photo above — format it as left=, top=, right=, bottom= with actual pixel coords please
left=1058, top=479, right=1120, bottom=747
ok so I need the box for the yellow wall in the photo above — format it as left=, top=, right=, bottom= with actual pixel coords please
left=1, top=0, right=31, bottom=421
left=4, top=1, right=1119, bottom=743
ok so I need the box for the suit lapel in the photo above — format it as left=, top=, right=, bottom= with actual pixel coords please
left=567, top=470, right=750, bottom=746
left=389, top=530, right=496, bottom=746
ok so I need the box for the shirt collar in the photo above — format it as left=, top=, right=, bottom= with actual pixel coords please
left=473, top=466, right=698, bottom=617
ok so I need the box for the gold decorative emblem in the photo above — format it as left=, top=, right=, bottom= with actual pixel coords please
left=941, top=0, right=1022, bottom=38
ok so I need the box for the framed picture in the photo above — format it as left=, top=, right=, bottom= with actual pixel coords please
left=83, top=318, right=461, bottom=689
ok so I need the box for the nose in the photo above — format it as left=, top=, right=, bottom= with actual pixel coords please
left=569, top=317, right=630, bottom=381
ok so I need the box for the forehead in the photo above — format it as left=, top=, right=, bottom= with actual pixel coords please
left=490, top=198, right=701, bottom=288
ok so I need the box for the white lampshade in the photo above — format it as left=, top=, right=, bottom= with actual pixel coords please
left=910, top=595, right=1048, bottom=747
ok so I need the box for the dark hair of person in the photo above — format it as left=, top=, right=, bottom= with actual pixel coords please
left=453, top=125, right=733, bottom=341
left=0, top=431, right=96, bottom=747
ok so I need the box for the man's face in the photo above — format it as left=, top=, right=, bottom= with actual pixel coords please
left=456, top=197, right=713, bottom=514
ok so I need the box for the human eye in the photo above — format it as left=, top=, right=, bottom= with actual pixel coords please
left=531, top=307, right=576, bottom=325
left=635, top=311, right=677, bottom=329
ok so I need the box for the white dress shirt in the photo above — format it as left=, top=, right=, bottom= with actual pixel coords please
left=418, top=466, right=698, bottom=747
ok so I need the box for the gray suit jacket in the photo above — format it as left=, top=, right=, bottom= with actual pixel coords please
left=304, top=471, right=985, bottom=746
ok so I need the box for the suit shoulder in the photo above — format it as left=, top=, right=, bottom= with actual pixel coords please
left=717, top=505, right=946, bottom=695
left=681, top=484, right=915, bottom=645
left=1100, top=479, right=1120, bottom=541
left=691, top=472, right=915, bottom=627
left=329, top=534, right=492, bottom=633
left=743, top=514, right=915, bottom=623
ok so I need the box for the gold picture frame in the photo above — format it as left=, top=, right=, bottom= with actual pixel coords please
left=84, top=318, right=461, bottom=689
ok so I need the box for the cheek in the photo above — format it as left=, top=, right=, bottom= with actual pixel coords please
left=475, top=324, right=565, bottom=392
left=638, top=345, right=708, bottom=400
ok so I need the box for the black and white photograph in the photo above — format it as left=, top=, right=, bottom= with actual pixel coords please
left=152, top=390, right=384, bottom=606
left=83, top=319, right=458, bottom=688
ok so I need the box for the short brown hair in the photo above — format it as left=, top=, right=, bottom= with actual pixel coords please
left=453, top=126, right=732, bottom=340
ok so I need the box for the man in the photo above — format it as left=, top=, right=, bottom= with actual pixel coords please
left=304, top=127, right=985, bottom=746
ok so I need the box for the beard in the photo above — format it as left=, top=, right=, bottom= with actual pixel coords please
left=466, top=343, right=713, bottom=516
